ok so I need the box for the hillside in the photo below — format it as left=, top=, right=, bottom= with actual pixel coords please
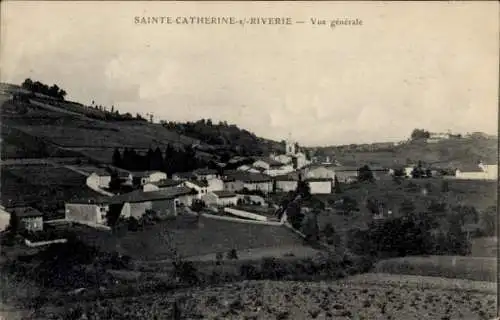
left=0, top=82, right=281, bottom=164
left=311, top=136, right=498, bottom=168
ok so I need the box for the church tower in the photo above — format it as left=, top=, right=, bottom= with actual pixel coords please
left=285, top=132, right=296, bottom=155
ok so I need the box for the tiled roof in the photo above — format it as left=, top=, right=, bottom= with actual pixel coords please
left=457, top=165, right=484, bottom=172
left=193, top=168, right=217, bottom=175
left=109, top=187, right=196, bottom=204
left=185, top=179, right=209, bottom=188
left=224, top=171, right=272, bottom=183
left=131, top=171, right=165, bottom=178
left=255, top=157, right=284, bottom=167
left=212, top=191, right=237, bottom=198
left=76, top=166, right=111, bottom=176
left=304, top=177, right=333, bottom=182
left=151, top=179, right=183, bottom=188
left=274, top=172, right=300, bottom=181
left=9, top=206, right=43, bottom=218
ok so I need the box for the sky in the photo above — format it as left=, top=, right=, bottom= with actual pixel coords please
left=1, top=1, right=498, bottom=147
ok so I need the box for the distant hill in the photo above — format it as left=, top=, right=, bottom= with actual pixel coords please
left=0, top=82, right=282, bottom=164
left=309, top=136, right=498, bottom=168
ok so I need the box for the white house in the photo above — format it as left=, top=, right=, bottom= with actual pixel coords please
left=202, top=191, right=239, bottom=207
left=66, top=198, right=110, bottom=225
left=131, top=171, right=168, bottom=186
left=455, top=162, right=498, bottom=180
left=192, top=168, right=218, bottom=181
left=305, top=178, right=333, bottom=194
left=86, top=172, right=111, bottom=189
left=183, top=179, right=209, bottom=198
left=143, top=179, right=184, bottom=192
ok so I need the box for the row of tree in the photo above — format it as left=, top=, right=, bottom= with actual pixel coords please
left=112, top=145, right=209, bottom=176
left=21, top=78, right=67, bottom=100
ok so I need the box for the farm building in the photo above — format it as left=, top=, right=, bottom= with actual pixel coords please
left=8, top=206, right=44, bottom=231
left=223, top=171, right=274, bottom=194
left=143, top=179, right=184, bottom=192
left=65, top=197, right=110, bottom=226
left=109, top=187, right=197, bottom=219
left=131, top=171, right=167, bottom=186
left=305, top=178, right=333, bottom=194
left=274, top=173, right=299, bottom=192
left=202, top=191, right=239, bottom=207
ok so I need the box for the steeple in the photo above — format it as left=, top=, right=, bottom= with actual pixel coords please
left=285, top=132, right=296, bottom=155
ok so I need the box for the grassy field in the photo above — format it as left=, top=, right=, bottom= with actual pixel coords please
left=64, top=215, right=310, bottom=261
left=373, top=256, right=496, bottom=282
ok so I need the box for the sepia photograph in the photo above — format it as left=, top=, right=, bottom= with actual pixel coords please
left=0, top=1, right=498, bottom=319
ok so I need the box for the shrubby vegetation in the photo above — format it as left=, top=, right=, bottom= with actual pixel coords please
left=21, top=78, right=67, bottom=100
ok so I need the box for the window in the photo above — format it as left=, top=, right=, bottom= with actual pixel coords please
left=100, top=207, right=106, bottom=212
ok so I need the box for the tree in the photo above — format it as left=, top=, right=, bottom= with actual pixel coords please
left=334, top=176, right=342, bottom=193
left=227, top=249, right=238, bottom=260
left=410, top=129, right=430, bottom=140
left=108, top=171, right=123, bottom=191
left=112, top=148, right=122, bottom=168
left=21, top=78, right=34, bottom=91
left=296, top=180, right=311, bottom=199
left=302, top=210, right=320, bottom=243
left=358, top=165, right=375, bottom=183
left=480, top=206, right=496, bottom=237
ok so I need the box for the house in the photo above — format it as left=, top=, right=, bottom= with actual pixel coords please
left=274, top=173, right=299, bottom=193
left=301, top=164, right=336, bottom=180
left=252, top=158, right=295, bottom=177
left=65, top=197, right=110, bottom=226
left=305, top=178, right=333, bottom=194
left=143, top=179, right=184, bottom=192
left=333, top=166, right=359, bottom=183
left=109, top=187, right=197, bottom=219
left=131, top=171, right=167, bottom=186
left=9, top=207, right=44, bottom=231
left=77, top=167, right=111, bottom=188
left=455, top=162, right=497, bottom=180
left=193, top=168, right=218, bottom=181
left=223, top=171, right=273, bottom=194
left=202, top=191, right=239, bottom=207
left=172, top=172, right=195, bottom=181
left=183, top=179, right=209, bottom=198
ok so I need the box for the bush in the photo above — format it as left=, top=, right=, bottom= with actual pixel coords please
left=172, top=260, right=199, bottom=285
left=240, top=263, right=259, bottom=280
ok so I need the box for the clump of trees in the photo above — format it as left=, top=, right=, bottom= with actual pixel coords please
left=21, top=78, right=67, bottom=100
left=111, top=144, right=208, bottom=177
left=410, top=128, right=430, bottom=140
left=358, top=165, right=375, bottom=183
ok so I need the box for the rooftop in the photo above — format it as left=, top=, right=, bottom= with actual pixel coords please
left=224, top=171, right=272, bottom=183
left=131, top=170, right=165, bottom=178
left=185, top=179, right=209, bottom=188
left=193, top=168, right=217, bottom=176
left=151, top=179, right=184, bottom=188
left=75, top=166, right=111, bottom=176
left=255, top=157, right=284, bottom=167
left=109, top=187, right=196, bottom=204
left=212, top=190, right=237, bottom=198
left=9, top=206, right=43, bottom=218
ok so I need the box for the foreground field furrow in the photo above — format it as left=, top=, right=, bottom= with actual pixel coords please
left=25, top=276, right=497, bottom=320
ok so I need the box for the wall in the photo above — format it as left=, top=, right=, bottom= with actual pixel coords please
left=224, top=180, right=244, bottom=192
left=0, top=209, right=10, bottom=231
left=308, top=181, right=332, bottom=194
left=201, top=193, right=218, bottom=206
left=149, top=172, right=167, bottom=182
left=455, top=171, right=489, bottom=180
left=218, top=196, right=239, bottom=206
left=275, top=180, right=298, bottom=192
left=207, top=178, right=224, bottom=192
left=236, top=194, right=266, bottom=206
left=121, top=202, right=152, bottom=219
left=177, top=194, right=195, bottom=207
left=224, top=207, right=268, bottom=221
left=151, top=198, right=177, bottom=217
left=21, top=217, right=44, bottom=231
left=303, top=167, right=335, bottom=179
left=143, top=183, right=160, bottom=192
left=184, top=181, right=206, bottom=199
left=66, top=203, right=108, bottom=224
left=244, top=181, right=273, bottom=193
